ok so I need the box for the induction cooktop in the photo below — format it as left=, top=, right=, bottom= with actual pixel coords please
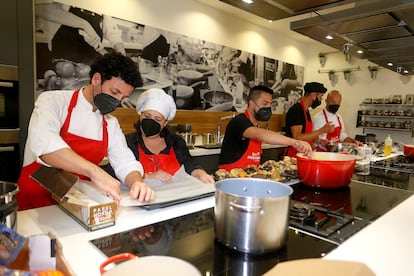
left=90, top=208, right=337, bottom=275
left=90, top=181, right=413, bottom=275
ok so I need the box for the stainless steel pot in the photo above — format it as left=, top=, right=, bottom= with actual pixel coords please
left=326, top=142, right=356, bottom=154
left=215, top=178, right=293, bottom=254
left=0, top=181, right=18, bottom=230
left=203, top=90, right=233, bottom=106
left=202, top=133, right=218, bottom=145
left=178, top=132, right=199, bottom=147
left=174, top=85, right=194, bottom=109
left=176, top=123, right=192, bottom=133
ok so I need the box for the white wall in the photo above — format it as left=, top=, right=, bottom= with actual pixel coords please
left=306, top=45, right=414, bottom=145
left=54, top=0, right=414, bottom=144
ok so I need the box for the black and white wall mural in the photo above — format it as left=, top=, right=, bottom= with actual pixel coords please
left=35, top=2, right=304, bottom=113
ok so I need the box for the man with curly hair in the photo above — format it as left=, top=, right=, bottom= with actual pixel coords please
left=17, top=52, right=154, bottom=210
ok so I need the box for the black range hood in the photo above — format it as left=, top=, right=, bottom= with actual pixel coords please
left=219, top=0, right=354, bottom=21
left=290, top=0, right=414, bottom=75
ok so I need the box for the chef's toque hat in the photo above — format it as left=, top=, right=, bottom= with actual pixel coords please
left=136, top=88, right=176, bottom=121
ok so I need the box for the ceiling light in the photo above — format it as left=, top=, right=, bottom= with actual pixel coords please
left=357, top=50, right=364, bottom=54
left=242, top=0, right=253, bottom=4
left=325, top=35, right=333, bottom=40
left=387, top=62, right=393, bottom=67
left=268, top=20, right=273, bottom=23
left=404, top=69, right=409, bottom=74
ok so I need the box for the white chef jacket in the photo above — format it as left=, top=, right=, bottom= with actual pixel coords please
left=312, top=108, right=348, bottom=142
left=23, top=88, right=143, bottom=183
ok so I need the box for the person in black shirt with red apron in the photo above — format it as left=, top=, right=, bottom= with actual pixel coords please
left=126, top=88, right=214, bottom=184
left=219, top=85, right=312, bottom=171
left=284, top=82, right=335, bottom=157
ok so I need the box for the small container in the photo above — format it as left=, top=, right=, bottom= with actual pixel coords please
left=384, top=134, right=392, bottom=156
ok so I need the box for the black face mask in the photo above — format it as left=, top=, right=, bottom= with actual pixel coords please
left=254, top=107, right=272, bottom=122
left=327, top=104, right=340, bottom=114
left=141, top=118, right=161, bottom=137
left=311, top=97, right=322, bottom=109
left=94, top=93, right=120, bottom=115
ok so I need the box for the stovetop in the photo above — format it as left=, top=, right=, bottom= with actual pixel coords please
left=90, top=180, right=413, bottom=275
left=353, top=154, right=414, bottom=190
left=370, top=154, right=414, bottom=174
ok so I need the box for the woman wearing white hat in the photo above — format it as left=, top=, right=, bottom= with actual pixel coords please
left=126, top=88, right=214, bottom=184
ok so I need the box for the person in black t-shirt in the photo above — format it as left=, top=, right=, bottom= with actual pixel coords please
left=218, top=85, right=312, bottom=171
left=284, top=82, right=335, bottom=157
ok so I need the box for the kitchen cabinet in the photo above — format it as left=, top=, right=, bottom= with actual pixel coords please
left=357, top=103, right=414, bottom=137
left=0, top=0, right=18, bottom=65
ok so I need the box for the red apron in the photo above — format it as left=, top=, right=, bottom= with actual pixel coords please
left=218, top=111, right=262, bottom=171
left=138, top=144, right=181, bottom=175
left=285, top=100, right=313, bottom=157
left=316, top=109, right=342, bottom=152
left=17, top=89, right=108, bottom=210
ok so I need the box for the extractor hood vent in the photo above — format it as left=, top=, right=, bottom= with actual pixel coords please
left=290, top=0, right=414, bottom=75
left=219, top=0, right=354, bottom=21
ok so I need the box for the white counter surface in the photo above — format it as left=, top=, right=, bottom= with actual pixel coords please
left=18, top=181, right=414, bottom=275
left=325, top=194, right=414, bottom=276
left=17, top=196, right=215, bottom=276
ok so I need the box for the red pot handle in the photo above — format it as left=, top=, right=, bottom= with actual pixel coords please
left=100, top=253, right=138, bottom=274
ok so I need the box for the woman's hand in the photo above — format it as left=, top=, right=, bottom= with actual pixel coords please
left=145, top=170, right=173, bottom=183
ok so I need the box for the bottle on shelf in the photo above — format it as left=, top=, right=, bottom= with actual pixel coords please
left=384, top=134, right=392, bottom=156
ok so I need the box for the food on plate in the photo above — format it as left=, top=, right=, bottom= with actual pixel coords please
left=229, top=168, right=248, bottom=178
left=214, top=158, right=298, bottom=182
left=244, top=164, right=259, bottom=175
left=215, top=169, right=230, bottom=180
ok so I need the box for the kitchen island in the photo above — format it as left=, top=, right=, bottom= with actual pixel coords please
left=17, top=180, right=414, bottom=276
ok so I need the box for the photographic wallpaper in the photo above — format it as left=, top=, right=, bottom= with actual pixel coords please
left=35, top=2, right=304, bottom=113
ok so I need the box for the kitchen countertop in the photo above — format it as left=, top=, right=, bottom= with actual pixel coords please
left=325, top=194, right=414, bottom=276
left=189, top=143, right=285, bottom=156
left=17, top=184, right=414, bottom=276
left=17, top=197, right=215, bottom=276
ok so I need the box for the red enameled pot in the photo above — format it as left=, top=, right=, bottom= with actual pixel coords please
left=403, top=145, right=414, bottom=159
left=296, top=152, right=357, bottom=188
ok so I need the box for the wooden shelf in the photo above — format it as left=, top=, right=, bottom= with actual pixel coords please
left=360, top=115, right=413, bottom=119
left=360, top=103, right=414, bottom=106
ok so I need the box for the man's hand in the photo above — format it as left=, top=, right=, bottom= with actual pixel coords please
left=89, top=167, right=121, bottom=205
left=321, top=122, right=335, bottom=134
left=293, top=140, right=313, bottom=157
left=129, top=180, right=155, bottom=202
left=191, top=169, right=215, bottom=184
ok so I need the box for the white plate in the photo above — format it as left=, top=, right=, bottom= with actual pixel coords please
left=103, top=256, right=201, bottom=276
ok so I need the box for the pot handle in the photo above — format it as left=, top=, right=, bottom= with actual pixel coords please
left=229, top=201, right=263, bottom=213
left=100, top=253, right=137, bottom=274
